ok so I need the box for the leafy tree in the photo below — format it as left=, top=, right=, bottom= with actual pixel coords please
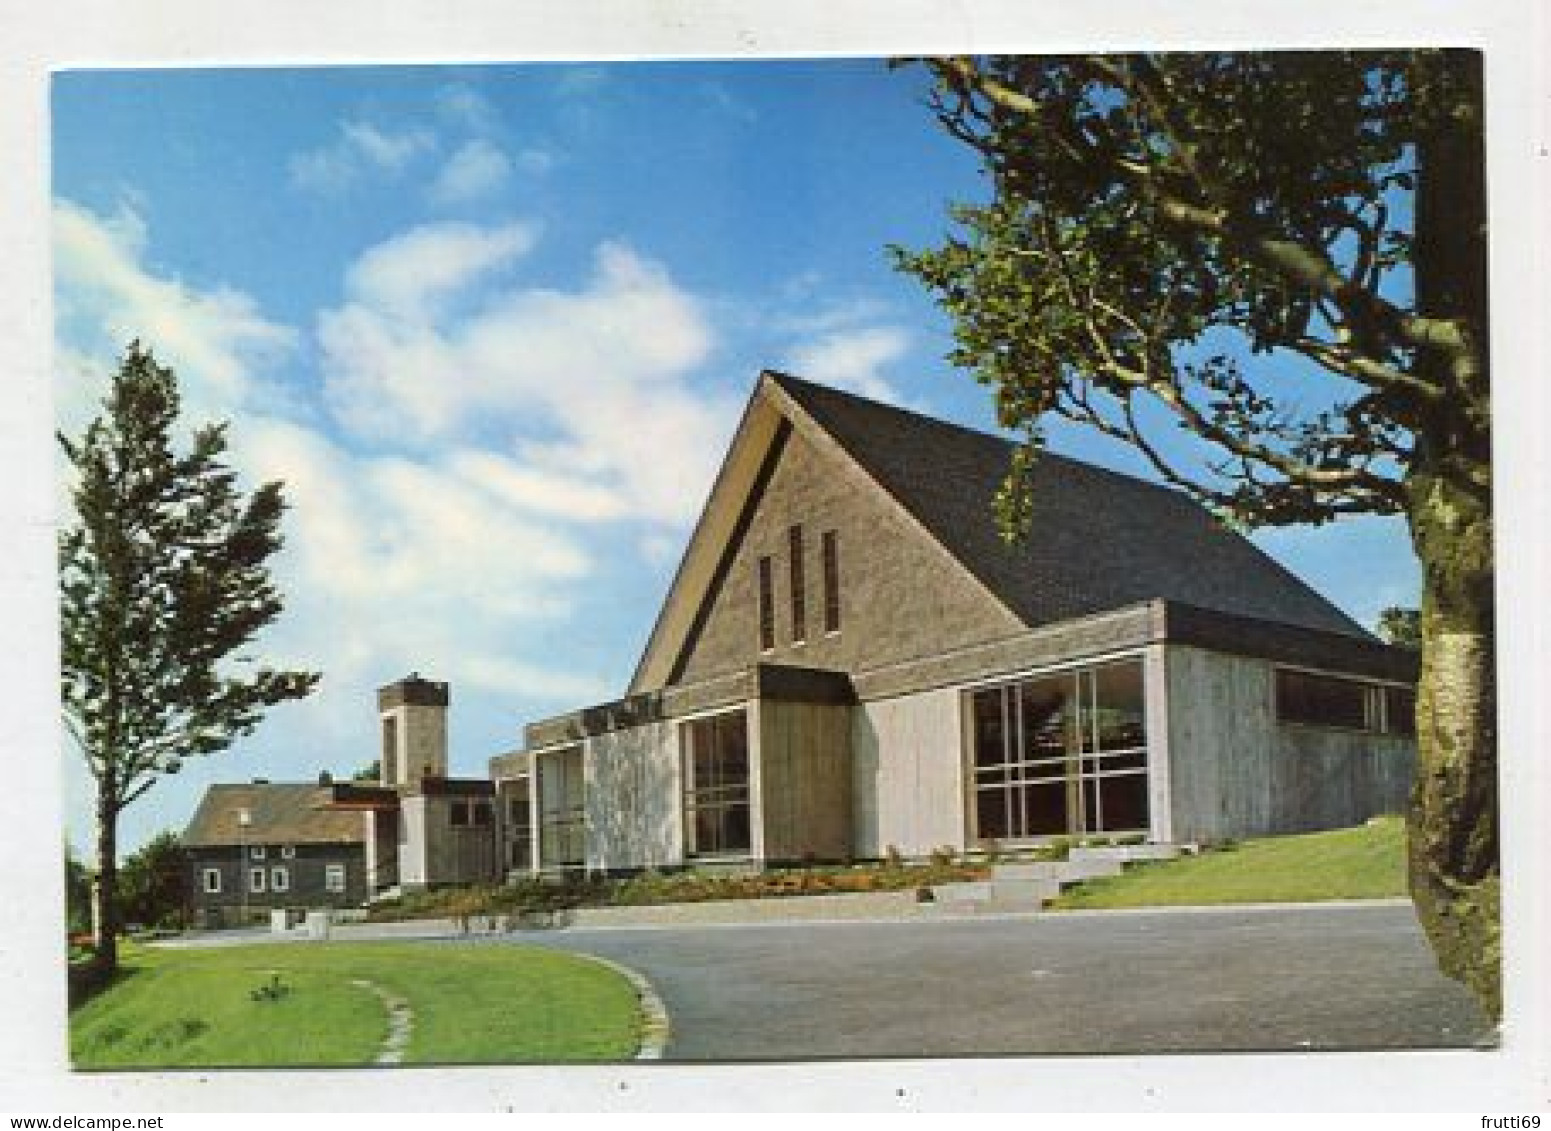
left=1378, top=606, right=1423, bottom=650
left=118, top=830, right=188, bottom=930
left=60, top=342, right=320, bottom=972
left=352, top=759, right=381, bottom=782
left=896, top=52, right=1495, bottom=1015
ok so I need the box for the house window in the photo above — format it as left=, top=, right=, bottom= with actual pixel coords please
left=538, top=746, right=586, bottom=867
left=969, top=659, right=1149, bottom=842
left=270, top=866, right=290, bottom=893
left=1275, top=669, right=1376, bottom=731
left=249, top=844, right=267, bottom=861
left=202, top=868, right=222, bottom=894
left=756, top=556, right=775, bottom=651
left=821, top=530, right=840, bottom=634
left=324, top=863, right=346, bottom=893
left=789, top=525, right=807, bottom=643
left=249, top=867, right=267, bottom=894
left=451, top=800, right=469, bottom=827
left=682, top=709, right=752, bottom=858
left=280, top=844, right=296, bottom=859
left=472, top=800, right=492, bottom=826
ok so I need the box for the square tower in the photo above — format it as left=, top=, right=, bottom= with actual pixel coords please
left=378, top=673, right=450, bottom=788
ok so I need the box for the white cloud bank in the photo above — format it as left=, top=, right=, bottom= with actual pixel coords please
left=53, top=201, right=740, bottom=722
left=289, top=121, right=437, bottom=195
left=319, top=221, right=735, bottom=526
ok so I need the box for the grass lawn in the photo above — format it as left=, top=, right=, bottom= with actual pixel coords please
left=71, top=941, right=642, bottom=1068
left=1049, top=816, right=1407, bottom=909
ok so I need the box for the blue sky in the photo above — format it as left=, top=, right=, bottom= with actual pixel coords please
left=52, top=59, right=1420, bottom=857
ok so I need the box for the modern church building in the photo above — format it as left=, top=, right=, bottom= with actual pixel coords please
left=485, top=371, right=1418, bottom=877
left=188, top=371, right=1418, bottom=901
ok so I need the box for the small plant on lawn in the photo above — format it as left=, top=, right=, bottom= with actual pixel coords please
left=249, top=972, right=290, bottom=1002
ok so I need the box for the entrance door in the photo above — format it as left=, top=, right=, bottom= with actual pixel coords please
left=969, top=659, right=1149, bottom=842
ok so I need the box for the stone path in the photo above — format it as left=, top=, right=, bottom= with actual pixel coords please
left=349, top=979, right=413, bottom=1065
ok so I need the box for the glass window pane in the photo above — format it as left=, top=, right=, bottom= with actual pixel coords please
left=1276, top=669, right=1371, bottom=730
left=972, top=688, right=1006, bottom=767
left=1018, top=679, right=1070, bottom=761
left=1091, top=661, right=1146, bottom=751
left=1022, top=783, right=1069, bottom=837
left=1098, top=772, right=1149, bottom=832
left=976, top=787, right=1009, bottom=840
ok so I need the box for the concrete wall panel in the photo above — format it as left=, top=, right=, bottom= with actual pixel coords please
left=854, top=688, right=965, bottom=859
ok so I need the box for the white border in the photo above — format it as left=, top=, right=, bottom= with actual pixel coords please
left=3, top=0, right=1546, bottom=1115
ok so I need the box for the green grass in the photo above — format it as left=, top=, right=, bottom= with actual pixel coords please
left=1049, top=816, right=1408, bottom=909
left=70, top=941, right=642, bottom=1068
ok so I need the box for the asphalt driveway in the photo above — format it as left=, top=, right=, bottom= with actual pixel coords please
left=504, top=901, right=1491, bottom=1060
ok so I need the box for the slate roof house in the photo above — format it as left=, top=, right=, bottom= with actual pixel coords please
left=489, top=371, right=1418, bottom=875
left=185, top=678, right=501, bottom=918
left=183, top=781, right=368, bottom=927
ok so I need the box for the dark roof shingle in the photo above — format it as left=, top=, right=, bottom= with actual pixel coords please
left=182, top=783, right=365, bottom=847
left=770, top=371, right=1372, bottom=640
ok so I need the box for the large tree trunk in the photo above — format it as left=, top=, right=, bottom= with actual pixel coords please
left=1406, top=463, right=1498, bottom=1021
left=90, top=784, right=120, bottom=976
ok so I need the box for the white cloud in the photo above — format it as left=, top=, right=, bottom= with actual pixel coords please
left=319, top=225, right=736, bottom=526
left=52, top=198, right=298, bottom=424
left=344, top=220, right=536, bottom=319
left=54, top=201, right=629, bottom=767
left=289, top=120, right=436, bottom=195
left=429, top=139, right=514, bottom=206
left=784, top=325, right=911, bottom=404
left=434, top=83, right=498, bottom=133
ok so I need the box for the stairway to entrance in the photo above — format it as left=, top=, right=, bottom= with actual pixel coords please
left=928, top=843, right=1190, bottom=914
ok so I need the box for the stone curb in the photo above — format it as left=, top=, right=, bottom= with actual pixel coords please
left=570, top=953, right=671, bottom=1060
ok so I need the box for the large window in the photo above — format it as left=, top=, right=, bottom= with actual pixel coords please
left=1275, top=668, right=1416, bottom=735
left=682, top=710, right=752, bottom=858
left=969, top=659, right=1149, bottom=841
left=538, top=746, right=586, bottom=867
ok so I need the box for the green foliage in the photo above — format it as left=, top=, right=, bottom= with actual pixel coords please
left=71, top=942, right=640, bottom=1067
left=59, top=341, right=320, bottom=965
left=1377, top=605, right=1423, bottom=648
left=65, top=846, right=93, bottom=935
left=351, top=760, right=381, bottom=782
left=895, top=51, right=1487, bottom=532
left=896, top=50, right=1497, bottom=1019
left=367, top=860, right=994, bottom=922
left=118, top=831, right=187, bottom=930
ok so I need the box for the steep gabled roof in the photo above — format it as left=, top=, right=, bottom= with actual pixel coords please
left=630, top=370, right=1372, bottom=692
left=183, top=783, right=365, bottom=848
left=767, top=371, right=1371, bottom=640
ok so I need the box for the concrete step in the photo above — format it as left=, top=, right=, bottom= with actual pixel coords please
left=992, top=859, right=1123, bottom=884
left=988, top=877, right=1062, bottom=903
left=1067, top=843, right=1184, bottom=865
left=929, top=881, right=995, bottom=905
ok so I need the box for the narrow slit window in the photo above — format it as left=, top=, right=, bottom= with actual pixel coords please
left=757, top=555, right=775, bottom=651
left=789, top=525, right=806, bottom=643
left=821, top=530, right=840, bottom=634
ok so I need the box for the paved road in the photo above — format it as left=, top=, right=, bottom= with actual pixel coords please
left=497, top=901, right=1491, bottom=1060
